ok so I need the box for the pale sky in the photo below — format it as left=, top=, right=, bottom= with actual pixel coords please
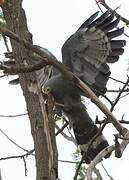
left=0, top=0, right=129, bottom=180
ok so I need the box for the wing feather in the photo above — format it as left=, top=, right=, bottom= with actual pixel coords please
left=102, top=18, right=120, bottom=32
left=78, top=11, right=99, bottom=30
left=62, top=11, right=126, bottom=95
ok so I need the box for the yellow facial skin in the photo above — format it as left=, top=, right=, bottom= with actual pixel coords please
left=44, top=86, right=52, bottom=95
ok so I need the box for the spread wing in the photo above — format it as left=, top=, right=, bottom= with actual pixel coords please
left=62, top=11, right=126, bottom=95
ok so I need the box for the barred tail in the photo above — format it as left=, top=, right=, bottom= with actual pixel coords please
left=64, top=101, right=110, bottom=164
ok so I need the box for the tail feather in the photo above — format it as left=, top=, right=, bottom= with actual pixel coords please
left=64, top=101, right=110, bottom=164
left=80, top=133, right=109, bottom=164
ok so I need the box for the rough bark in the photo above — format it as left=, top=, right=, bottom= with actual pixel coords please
left=1, top=0, right=58, bottom=179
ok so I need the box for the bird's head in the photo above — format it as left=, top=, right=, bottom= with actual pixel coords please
left=44, top=85, right=53, bottom=95
left=43, top=75, right=61, bottom=96
left=44, top=74, right=80, bottom=102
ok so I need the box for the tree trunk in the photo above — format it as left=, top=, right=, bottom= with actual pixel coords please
left=2, top=0, right=58, bottom=179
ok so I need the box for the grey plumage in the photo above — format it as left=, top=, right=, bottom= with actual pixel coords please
left=44, top=75, right=110, bottom=163
left=44, top=11, right=126, bottom=163
left=62, top=11, right=125, bottom=95
left=5, top=11, right=126, bottom=163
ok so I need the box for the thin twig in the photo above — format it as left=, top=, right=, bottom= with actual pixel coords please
left=0, top=113, right=27, bottom=118
left=107, top=89, right=129, bottom=93
left=55, top=124, right=77, bottom=145
left=109, top=77, right=128, bottom=85
left=96, top=119, right=129, bottom=125
left=99, top=0, right=129, bottom=25
left=102, top=94, right=114, bottom=106
left=0, top=128, right=34, bottom=155
left=58, top=159, right=76, bottom=164
left=110, top=77, right=129, bottom=112
left=119, top=92, right=129, bottom=100
left=95, top=0, right=129, bottom=37
left=101, top=162, right=114, bottom=180
left=0, top=149, right=35, bottom=161
left=55, top=121, right=69, bottom=136
left=22, top=156, right=28, bottom=176
left=95, top=0, right=104, bottom=13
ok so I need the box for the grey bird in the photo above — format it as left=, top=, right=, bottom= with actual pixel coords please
left=5, top=11, right=126, bottom=163
left=44, top=11, right=126, bottom=163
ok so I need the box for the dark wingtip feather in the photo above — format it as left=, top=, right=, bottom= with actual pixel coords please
left=97, top=13, right=115, bottom=29
left=110, top=48, right=124, bottom=56
left=111, top=40, right=126, bottom=49
left=107, top=27, right=124, bottom=39
left=9, top=78, right=20, bottom=85
left=107, top=56, right=119, bottom=63
left=102, top=18, right=120, bottom=32
left=78, top=11, right=99, bottom=30
left=89, top=10, right=110, bottom=28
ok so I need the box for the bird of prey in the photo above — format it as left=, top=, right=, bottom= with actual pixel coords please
left=44, top=11, right=126, bottom=163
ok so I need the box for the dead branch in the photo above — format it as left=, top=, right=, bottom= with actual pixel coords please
left=77, top=78, right=127, bottom=136
left=0, top=149, right=35, bottom=161
left=93, top=167, right=103, bottom=180
left=87, top=129, right=129, bottom=179
left=87, top=145, right=115, bottom=180
left=0, top=60, right=49, bottom=75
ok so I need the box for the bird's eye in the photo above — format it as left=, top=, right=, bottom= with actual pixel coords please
left=45, top=86, right=51, bottom=94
